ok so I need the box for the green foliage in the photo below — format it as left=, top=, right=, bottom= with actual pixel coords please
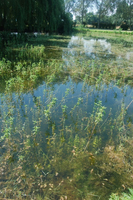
left=1, top=30, right=133, bottom=200
left=0, top=0, right=72, bottom=34
left=109, top=189, right=133, bottom=200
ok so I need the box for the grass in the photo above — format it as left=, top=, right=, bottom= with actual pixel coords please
left=74, top=26, right=133, bottom=35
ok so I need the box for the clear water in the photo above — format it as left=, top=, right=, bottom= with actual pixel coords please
left=0, top=35, right=133, bottom=199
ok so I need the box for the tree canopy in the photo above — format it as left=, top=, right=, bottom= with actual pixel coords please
left=0, top=0, right=72, bottom=33
left=0, top=0, right=133, bottom=32
left=66, top=0, right=133, bottom=30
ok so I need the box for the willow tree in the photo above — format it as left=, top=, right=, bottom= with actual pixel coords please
left=44, top=0, right=72, bottom=33
left=46, top=0, right=67, bottom=33
left=0, top=0, right=72, bottom=33
left=0, top=0, right=9, bottom=30
left=0, top=0, right=28, bottom=31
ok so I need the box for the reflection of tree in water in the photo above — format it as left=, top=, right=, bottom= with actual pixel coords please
left=1, top=35, right=133, bottom=199
left=0, top=77, right=133, bottom=199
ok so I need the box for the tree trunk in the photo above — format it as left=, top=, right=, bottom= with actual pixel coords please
left=129, top=0, right=132, bottom=30
left=98, top=5, right=101, bottom=28
left=82, top=0, right=85, bottom=24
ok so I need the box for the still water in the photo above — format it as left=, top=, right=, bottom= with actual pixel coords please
left=0, top=35, right=133, bottom=199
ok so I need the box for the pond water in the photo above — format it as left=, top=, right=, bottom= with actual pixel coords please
left=0, top=35, right=133, bottom=199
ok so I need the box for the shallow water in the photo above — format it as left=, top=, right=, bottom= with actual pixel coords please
left=0, top=35, right=133, bottom=199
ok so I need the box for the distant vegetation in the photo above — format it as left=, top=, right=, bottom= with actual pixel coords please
left=66, top=0, right=133, bottom=31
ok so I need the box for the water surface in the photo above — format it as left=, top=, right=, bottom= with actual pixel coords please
left=0, top=34, right=133, bottom=199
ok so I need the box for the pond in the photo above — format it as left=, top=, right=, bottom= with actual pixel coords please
left=0, top=34, right=133, bottom=200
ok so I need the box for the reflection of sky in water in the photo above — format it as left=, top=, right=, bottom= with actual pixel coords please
left=0, top=35, right=133, bottom=138
left=0, top=36, right=133, bottom=200
left=126, top=52, right=133, bottom=60
left=18, top=81, right=133, bottom=126
left=67, top=36, right=111, bottom=53
left=63, top=36, right=133, bottom=66
left=1, top=80, right=133, bottom=136
left=63, top=36, right=112, bottom=63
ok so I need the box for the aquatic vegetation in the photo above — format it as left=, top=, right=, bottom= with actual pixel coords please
left=0, top=31, right=133, bottom=200
left=109, top=189, right=133, bottom=200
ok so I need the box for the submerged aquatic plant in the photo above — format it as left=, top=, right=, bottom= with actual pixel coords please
left=109, top=189, right=133, bottom=200
left=0, top=31, right=133, bottom=200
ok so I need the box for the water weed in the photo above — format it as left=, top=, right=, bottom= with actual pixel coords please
left=109, top=189, right=133, bottom=200
left=0, top=31, right=133, bottom=199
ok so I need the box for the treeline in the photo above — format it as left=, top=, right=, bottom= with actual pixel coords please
left=75, top=11, right=132, bottom=30
left=0, top=0, right=72, bottom=34
left=92, top=22, right=116, bottom=29
left=65, top=0, right=133, bottom=30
